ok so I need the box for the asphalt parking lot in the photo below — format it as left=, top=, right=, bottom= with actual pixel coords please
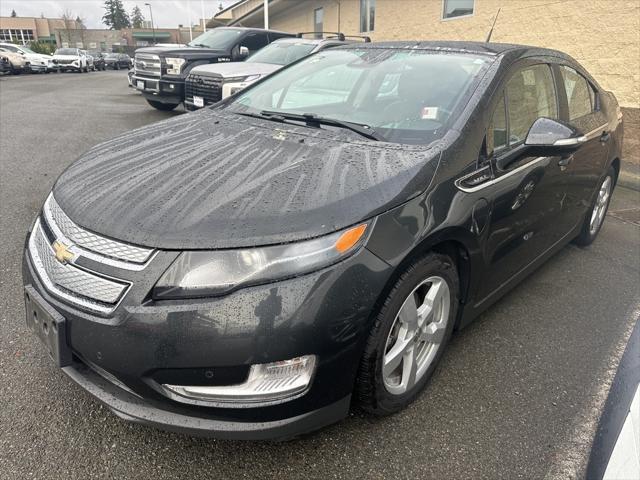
left=0, top=71, right=638, bottom=479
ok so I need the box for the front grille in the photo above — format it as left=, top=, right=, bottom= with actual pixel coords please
left=29, top=219, right=129, bottom=313
left=55, top=59, right=75, bottom=65
left=43, top=195, right=153, bottom=266
left=134, top=53, right=161, bottom=77
left=185, top=74, right=223, bottom=104
left=27, top=194, right=156, bottom=314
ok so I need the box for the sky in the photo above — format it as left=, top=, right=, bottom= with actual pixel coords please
left=1, top=0, right=237, bottom=29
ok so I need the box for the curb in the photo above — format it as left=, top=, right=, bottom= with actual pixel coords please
left=619, top=162, right=640, bottom=191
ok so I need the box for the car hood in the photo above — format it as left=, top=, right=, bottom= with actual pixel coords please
left=52, top=108, right=441, bottom=250
left=53, top=54, right=80, bottom=60
left=191, top=62, right=282, bottom=79
left=136, top=46, right=229, bottom=58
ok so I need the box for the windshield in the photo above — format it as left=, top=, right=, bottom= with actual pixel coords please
left=19, top=46, right=37, bottom=54
left=228, top=48, right=490, bottom=144
left=55, top=48, right=78, bottom=56
left=247, top=41, right=317, bottom=66
left=188, top=28, right=243, bottom=49
left=105, top=54, right=119, bottom=59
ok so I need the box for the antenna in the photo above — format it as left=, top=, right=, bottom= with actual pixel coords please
left=485, top=8, right=501, bottom=43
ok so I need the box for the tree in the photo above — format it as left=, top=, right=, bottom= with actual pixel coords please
left=103, top=0, right=131, bottom=30
left=11, top=9, right=17, bottom=17
left=131, top=5, right=145, bottom=29
left=60, top=10, right=75, bottom=46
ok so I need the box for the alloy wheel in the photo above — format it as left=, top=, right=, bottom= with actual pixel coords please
left=589, top=176, right=612, bottom=235
left=383, top=276, right=451, bottom=395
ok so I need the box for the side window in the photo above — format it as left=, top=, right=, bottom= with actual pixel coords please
left=506, top=64, right=557, bottom=145
left=487, top=93, right=507, bottom=155
left=241, top=33, right=269, bottom=54
left=560, top=66, right=594, bottom=120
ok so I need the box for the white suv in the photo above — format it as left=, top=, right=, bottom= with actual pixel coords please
left=0, top=43, right=53, bottom=73
left=52, top=47, right=88, bottom=73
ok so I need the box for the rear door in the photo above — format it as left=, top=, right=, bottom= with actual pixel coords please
left=554, top=64, right=610, bottom=222
left=474, top=61, right=576, bottom=300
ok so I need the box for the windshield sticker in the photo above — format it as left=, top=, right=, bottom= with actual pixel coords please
left=421, top=107, right=438, bottom=120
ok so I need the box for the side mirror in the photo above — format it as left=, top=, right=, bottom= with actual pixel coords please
left=239, top=46, right=249, bottom=59
left=525, top=117, right=587, bottom=153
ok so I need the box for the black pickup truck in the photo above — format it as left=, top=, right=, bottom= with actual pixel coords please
left=133, top=27, right=293, bottom=111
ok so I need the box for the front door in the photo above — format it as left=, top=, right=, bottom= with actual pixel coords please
left=476, top=62, right=577, bottom=301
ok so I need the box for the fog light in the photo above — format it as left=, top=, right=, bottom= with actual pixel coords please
left=162, top=355, right=316, bottom=408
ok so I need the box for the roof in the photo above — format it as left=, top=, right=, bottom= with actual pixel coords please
left=215, top=25, right=292, bottom=35
left=339, top=40, right=564, bottom=57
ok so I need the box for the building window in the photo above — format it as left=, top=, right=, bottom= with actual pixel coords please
left=360, top=0, right=375, bottom=32
left=0, top=28, right=34, bottom=44
left=313, top=8, right=323, bottom=38
left=442, top=0, right=474, bottom=20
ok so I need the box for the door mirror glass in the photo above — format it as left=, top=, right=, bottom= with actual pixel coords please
left=525, top=117, right=586, bottom=150
left=239, top=46, right=249, bottom=58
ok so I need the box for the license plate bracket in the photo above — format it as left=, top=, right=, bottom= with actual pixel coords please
left=193, top=95, right=204, bottom=108
left=24, top=286, right=72, bottom=367
left=136, top=80, right=145, bottom=90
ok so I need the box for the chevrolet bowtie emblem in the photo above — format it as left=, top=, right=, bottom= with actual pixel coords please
left=52, top=240, right=75, bottom=264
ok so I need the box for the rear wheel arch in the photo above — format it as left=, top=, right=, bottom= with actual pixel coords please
left=610, top=157, right=620, bottom=184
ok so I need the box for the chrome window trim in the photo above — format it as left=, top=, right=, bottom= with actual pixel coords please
left=584, top=123, right=608, bottom=139
left=28, top=219, right=131, bottom=315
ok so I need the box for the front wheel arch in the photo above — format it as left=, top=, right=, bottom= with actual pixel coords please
left=369, top=234, right=474, bottom=332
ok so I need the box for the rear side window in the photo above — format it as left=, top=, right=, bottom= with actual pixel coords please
left=560, top=66, right=594, bottom=120
left=506, top=64, right=558, bottom=145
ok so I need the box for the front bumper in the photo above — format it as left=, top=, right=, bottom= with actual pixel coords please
left=28, top=63, right=47, bottom=72
left=22, top=236, right=392, bottom=439
left=63, top=361, right=351, bottom=440
left=133, top=74, right=184, bottom=104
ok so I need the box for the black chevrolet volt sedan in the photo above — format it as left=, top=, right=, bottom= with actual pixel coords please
left=23, top=41, right=623, bottom=440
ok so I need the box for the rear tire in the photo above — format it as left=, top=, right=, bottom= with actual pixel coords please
left=146, top=99, right=179, bottom=111
left=573, top=166, right=615, bottom=246
left=356, top=252, right=459, bottom=415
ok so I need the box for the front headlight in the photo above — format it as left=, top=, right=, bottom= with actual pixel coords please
left=153, top=222, right=370, bottom=299
left=165, top=57, right=186, bottom=75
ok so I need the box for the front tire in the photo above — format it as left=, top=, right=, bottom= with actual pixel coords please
left=573, top=166, right=615, bottom=246
left=356, top=252, right=459, bottom=415
left=146, top=99, right=179, bottom=111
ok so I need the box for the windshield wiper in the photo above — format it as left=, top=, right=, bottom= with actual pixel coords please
left=189, top=43, right=209, bottom=48
left=259, top=110, right=385, bottom=141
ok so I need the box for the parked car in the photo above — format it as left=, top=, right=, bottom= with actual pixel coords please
left=104, top=53, right=132, bottom=70
left=0, top=42, right=53, bottom=73
left=0, top=47, right=28, bottom=74
left=81, top=51, right=96, bottom=72
left=52, top=48, right=88, bottom=73
left=133, top=26, right=294, bottom=111
left=0, top=55, right=11, bottom=75
left=22, top=41, right=622, bottom=440
left=185, top=33, right=370, bottom=110
left=87, top=51, right=106, bottom=71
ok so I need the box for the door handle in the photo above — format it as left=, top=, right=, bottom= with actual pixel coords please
left=558, top=154, right=574, bottom=168
left=600, top=131, right=611, bottom=143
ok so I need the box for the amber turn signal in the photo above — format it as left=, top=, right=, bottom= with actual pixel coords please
left=335, top=224, right=368, bottom=253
